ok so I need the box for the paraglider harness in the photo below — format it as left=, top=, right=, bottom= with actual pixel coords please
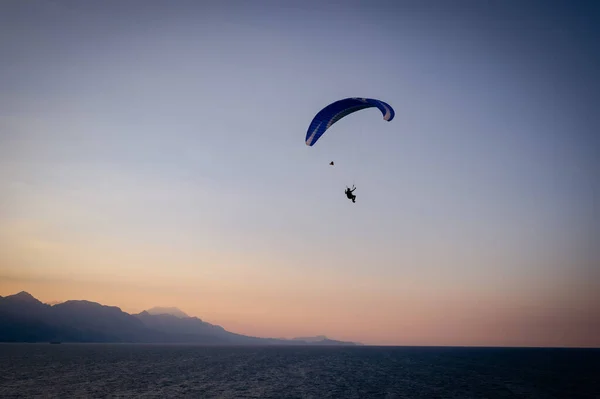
left=345, top=185, right=356, bottom=203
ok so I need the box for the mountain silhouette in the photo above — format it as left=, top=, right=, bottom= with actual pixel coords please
left=0, top=292, right=360, bottom=345
left=293, top=335, right=329, bottom=342
left=8, top=291, right=39, bottom=303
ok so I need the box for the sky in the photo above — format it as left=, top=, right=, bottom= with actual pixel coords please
left=1, top=0, right=599, bottom=347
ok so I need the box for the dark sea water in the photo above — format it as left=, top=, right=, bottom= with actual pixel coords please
left=1, top=344, right=598, bottom=398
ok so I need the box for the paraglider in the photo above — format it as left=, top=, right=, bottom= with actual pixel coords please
left=305, top=97, right=395, bottom=203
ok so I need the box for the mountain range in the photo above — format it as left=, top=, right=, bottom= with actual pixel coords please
left=0, top=291, right=360, bottom=346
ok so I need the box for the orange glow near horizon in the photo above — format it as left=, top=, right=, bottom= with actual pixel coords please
left=2, top=260, right=598, bottom=347
left=1, top=217, right=599, bottom=347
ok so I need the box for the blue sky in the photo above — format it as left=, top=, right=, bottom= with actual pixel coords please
left=1, top=0, right=599, bottom=346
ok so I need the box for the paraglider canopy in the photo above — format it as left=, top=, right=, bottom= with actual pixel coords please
left=305, top=97, right=395, bottom=146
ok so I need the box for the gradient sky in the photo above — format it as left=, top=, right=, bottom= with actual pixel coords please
left=1, top=0, right=599, bottom=347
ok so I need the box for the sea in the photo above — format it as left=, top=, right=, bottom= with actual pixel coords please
left=0, top=344, right=598, bottom=398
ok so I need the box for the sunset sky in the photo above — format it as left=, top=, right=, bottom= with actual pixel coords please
left=1, top=0, right=599, bottom=347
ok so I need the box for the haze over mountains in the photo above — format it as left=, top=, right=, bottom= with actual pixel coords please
left=0, top=291, right=359, bottom=345
left=145, top=307, right=190, bottom=319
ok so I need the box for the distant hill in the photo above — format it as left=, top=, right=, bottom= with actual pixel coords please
left=145, top=306, right=190, bottom=318
left=293, top=335, right=361, bottom=345
left=0, top=291, right=361, bottom=345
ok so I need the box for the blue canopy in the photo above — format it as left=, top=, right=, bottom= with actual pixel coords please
left=305, top=97, right=395, bottom=146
